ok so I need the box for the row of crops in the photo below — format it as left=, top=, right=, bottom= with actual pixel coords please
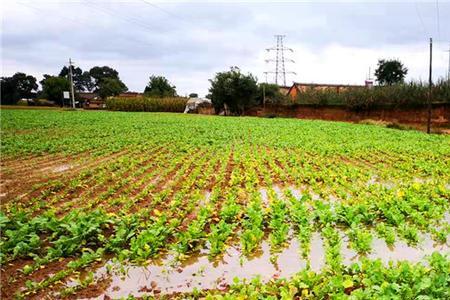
left=0, top=109, right=449, bottom=299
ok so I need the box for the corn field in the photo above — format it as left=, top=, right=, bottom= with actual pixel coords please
left=106, top=96, right=188, bottom=112
left=293, top=80, right=450, bottom=110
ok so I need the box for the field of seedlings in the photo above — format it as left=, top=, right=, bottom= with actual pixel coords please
left=1, top=109, right=449, bottom=299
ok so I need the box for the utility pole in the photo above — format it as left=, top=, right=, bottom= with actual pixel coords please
left=264, top=35, right=296, bottom=86
left=427, top=38, right=432, bottom=134
left=68, top=58, right=76, bottom=109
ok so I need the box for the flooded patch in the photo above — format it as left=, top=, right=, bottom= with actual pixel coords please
left=272, top=185, right=284, bottom=199
left=52, top=164, right=73, bottom=173
left=444, top=212, right=450, bottom=223
left=366, top=175, right=395, bottom=189
left=341, top=232, right=449, bottom=266
left=66, top=230, right=448, bottom=298
left=309, top=232, right=326, bottom=271
left=259, top=187, right=269, bottom=207
left=79, top=238, right=308, bottom=298
left=287, top=185, right=303, bottom=199
left=203, top=191, right=211, bottom=204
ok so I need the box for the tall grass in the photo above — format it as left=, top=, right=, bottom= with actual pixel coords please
left=106, top=97, right=188, bottom=112
left=292, top=80, right=450, bottom=110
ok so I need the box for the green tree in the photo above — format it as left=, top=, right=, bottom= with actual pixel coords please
left=143, top=75, right=177, bottom=97
left=375, top=59, right=408, bottom=85
left=208, top=67, right=259, bottom=115
left=40, top=75, right=70, bottom=105
left=97, top=78, right=128, bottom=99
left=0, top=72, right=38, bottom=104
left=59, top=66, right=94, bottom=92
left=89, top=66, right=119, bottom=86
left=189, top=93, right=198, bottom=98
left=89, top=66, right=128, bottom=98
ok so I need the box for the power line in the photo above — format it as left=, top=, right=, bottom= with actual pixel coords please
left=80, top=0, right=156, bottom=48
left=141, top=0, right=181, bottom=19
left=414, top=2, right=428, bottom=36
left=140, top=0, right=195, bottom=26
left=83, top=0, right=157, bottom=33
left=435, top=0, right=441, bottom=40
left=264, top=35, right=296, bottom=86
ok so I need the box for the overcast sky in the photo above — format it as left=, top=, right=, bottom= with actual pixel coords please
left=1, top=0, right=449, bottom=96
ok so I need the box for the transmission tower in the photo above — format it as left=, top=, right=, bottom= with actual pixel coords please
left=264, top=35, right=296, bottom=86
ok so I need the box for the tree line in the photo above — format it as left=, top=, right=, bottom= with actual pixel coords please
left=3, top=58, right=442, bottom=114
left=1, top=66, right=178, bottom=106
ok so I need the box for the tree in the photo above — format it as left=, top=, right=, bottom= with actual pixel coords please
left=89, top=66, right=119, bottom=87
left=89, top=66, right=127, bottom=98
left=97, top=78, right=128, bottom=99
left=59, top=66, right=94, bottom=92
left=375, top=59, right=408, bottom=85
left=257, top=83, right=285, bottom=105
left=144, top=75, right=177, bottom=97
left=40, top=75, right=70, bottom=105
left=189, top=93, right=198, bottom=98
left=0, top=72, right=38, bottom=104
left=208, top=67, right=259, bottom=115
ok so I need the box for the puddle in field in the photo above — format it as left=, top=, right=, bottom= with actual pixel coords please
left=288, top=185, right=303, bottom=199
left=199, top=191, right=211, bottom=206
left=52, top=164, right=73, bottom=173
left=259, top=187, right=269, bottom=206
left=259, top=185, right=284, bottom=206
left=82, top=237, right=315, bottom=298
left=366, top=175, right=395, bottom=189
left=444, top=211, right=450, bottom=223
left=341, top=232, right=450, bottom=266
left=71, top=228, right=449, bottom=298
left=273, top=185, right=284, bottom=199
left=260, top=185, right=318, bottom=207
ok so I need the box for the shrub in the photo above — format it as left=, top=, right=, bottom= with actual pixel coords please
left=106, top=96, right=188, bottom=112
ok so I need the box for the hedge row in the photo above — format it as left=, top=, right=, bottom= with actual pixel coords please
left=292, top=80, right=450, bottom=110
left=106, top=97, right=188, bottom=112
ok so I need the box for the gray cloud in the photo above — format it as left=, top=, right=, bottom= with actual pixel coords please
left=2, top=0, right=449, bottom=96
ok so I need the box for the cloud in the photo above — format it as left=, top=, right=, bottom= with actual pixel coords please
left=2, top=0, right=449, bottom=96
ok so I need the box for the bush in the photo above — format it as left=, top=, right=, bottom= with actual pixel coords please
left=106, top=97, right=188, bottom=112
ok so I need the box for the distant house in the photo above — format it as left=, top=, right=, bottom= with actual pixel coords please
left=117, top=92, right=142, bottom=98
left=278, top=86, right=291, bottom=96
left=78, top=92, right=98, bottom=101
left=79, top=91, right=142, bottom=109
left=78, top=92, right=101, bottom=109
left=287, top=82, right=364, bottom=99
